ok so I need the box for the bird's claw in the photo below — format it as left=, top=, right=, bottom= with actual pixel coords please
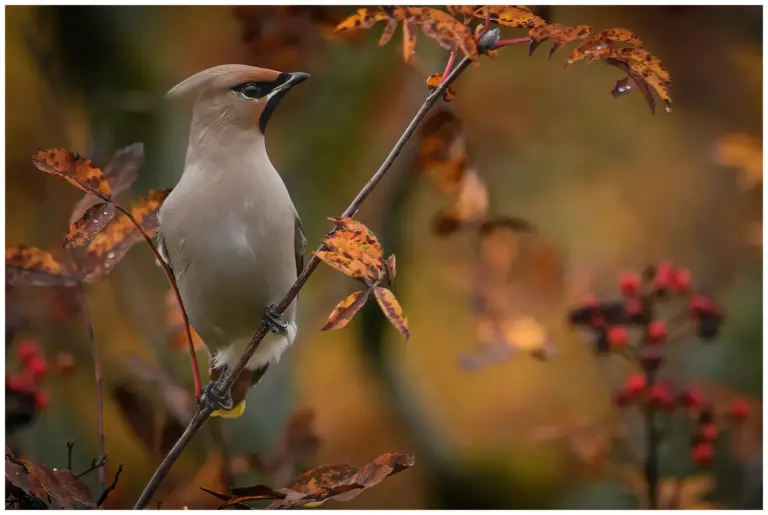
left=262, top=304, right=288, bottom=334
left=199, top=381, right=233, bottom=412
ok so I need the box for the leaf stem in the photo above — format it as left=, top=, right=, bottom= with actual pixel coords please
left=132, top=55, right=474, bottom=510
left=440, top=52, right=456, bottom=84
left=113, top=203, right=202, bottom=399
left=494, top=37, right=531, bottom=49
left=78, top=282, right=106, bottom=500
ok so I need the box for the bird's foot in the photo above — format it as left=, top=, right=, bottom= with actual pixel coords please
left=198, top=381, right=233, bottom=412
left=262, top=304, right=288, bottom=334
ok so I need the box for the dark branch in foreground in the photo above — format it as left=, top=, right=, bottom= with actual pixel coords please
left=133, top=54, right=474, bottom=510
left=96, top=465, right=123, bottom=508
left=77, top=454, right=108, bottom=478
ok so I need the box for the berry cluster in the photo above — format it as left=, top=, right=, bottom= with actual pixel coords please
left=6, top=338, right=76, bottom=411
left=567, top=263, right=750, bottom=475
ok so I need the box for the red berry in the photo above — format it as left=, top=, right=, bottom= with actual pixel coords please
left=689, top=294, right=717, bottom=315
left=649, top=382, right=672, bottom=408
left=729, top=398, right=750, bottom=422
left=34, top=390, right=50, bottom=410
left=27, top=357, right=48, bottom=381
left=619, top=272, right=641, bottom=296
left=626, top=373, right=647, bottom=395
left=670, top=268, right=691, bottom=293
left=700, top=423, right=718, bottom=442
left=647, top=320, right=667, bottom=344
left=624, top=297, right=643, bottom=316
left=692, top=441, right=714, bottom=467
left=55, top=353, right=76, bottom=375
left=607, top=326, right=629, bottom=348
left=679, top=385, right=704, bottom=409
left=16, top=339, right=40, bottom=364
left=653, top=262, right=675, bottom=290
left=6, top=373, right=35, bottom=393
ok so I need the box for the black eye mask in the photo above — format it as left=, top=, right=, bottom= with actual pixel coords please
left=231, top=72, right=293, bottom=134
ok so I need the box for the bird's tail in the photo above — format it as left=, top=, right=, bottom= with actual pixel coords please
left=209, top=364, right=269, bottom=418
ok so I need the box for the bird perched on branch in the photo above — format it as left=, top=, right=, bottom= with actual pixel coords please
left=159, top=65, right=309, bottom=418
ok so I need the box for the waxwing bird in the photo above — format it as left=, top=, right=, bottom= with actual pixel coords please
left=159, top=64, right=309, bottom=418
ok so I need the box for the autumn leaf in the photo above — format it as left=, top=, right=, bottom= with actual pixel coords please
left=63, top=202, right=117, bottom=249
left=425, top=73, right=456, bottom=101
left=474, top=6, right=546, bottom=29
left=32, top=149, right=112, bottom=200
left=402, top=20, right=418, bottom=62
left=374, top=286, right=410, bottom=340
left=211, top=452, right=415, bottom=509
left=566, top=28, right=643, bottom=65
left=447, top=5, right=480, bottom=24
left=70, top=143, right=144, bottom=223
left=315, top=217, right=385, bottom=283
left=433, top=168, right=489, bottom=236
left=385, top=254, right=397, bottom=282
left=417, top=109, right=467, bottom=195
left=714, top=132, right=763, bottom=189
left=82, top=188, right=171, bottom=282
left=322, top=289, right=371, bottom=331
left=333, top=7, right=390, bottom=32
left=6, top=245, right=79, bottom=287
left=5, top=456, right=95, bottom=509
left=529, top=23, right=593, bottom=58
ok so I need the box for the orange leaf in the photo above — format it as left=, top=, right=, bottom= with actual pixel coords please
left=70, top=143, right=143, bottom=223
left=32, top=149, right=112, bottom=200
left=6, top=245, right=79, bottom=287
left=426, top=73, right=443, bottom=88
left=82, top=188, right=171, bottom=282
left=417, top=109, right=468, bottom=195
left=474, top=6, right=546, bottom=29
left=322, top=289, right=371, bottom=331
left=406, top=7, right=478, bottom=60
left=63, top=202, right=117, bottom=249
left=334, top=7, right=390, bottom=32
left=567, top=27, right=643, bottom=65
left=385, top=254, right=397, bottom=283
left=378, top=16, right=398, bottom=46
left=447, top=5, right=480, bottom=23
left=373, top=286, right=410, bottom=340
left=315, top=217, right=385, bottom=283
left=212, top=452, right=414, bottom=509
left=529, top=23, right=593, bottom=58
left=402, top=20, right=418, bottom=62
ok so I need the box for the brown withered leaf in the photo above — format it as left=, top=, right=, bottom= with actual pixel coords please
left=529, top=23, right=593, bottom=58
left=407, top=7, right=478, bottom=60
left=385, top=254, right=397, bottom=283
left=474, top=6, right=545, bottom=29
left=63, top=202, right=117, bottom=249
left=32, top=149, right=112, bottom=200
left=600, top=47, right=672, bottom=113
left=315, top=217, right=385, bottom=283
left=447, top=5, right=480, bottom=24
left=417, top=109, right=467, bottom=195
left=433, top=168, right=489, bottom=236
left=334, top=7, right=390, bottom=32
left=6, top=245, right=79, bottom=287
left=567, top=28, right=643, bottom=65
left=322, top=289, right=371, bottom=331
left=70, top=143, right=144, bottom=223
left=373, top=286, right=410, bottom=340
left=605, top=59, right=658, bottom=114
left=82, top=188, right=172, bottom=282
left=215, top=452, right=415, bottom=509
left=402, top=20, right=418, bottom=62
left=378, top=17, right=398, bottom=46
left=6, top=457, right=94, bottom=508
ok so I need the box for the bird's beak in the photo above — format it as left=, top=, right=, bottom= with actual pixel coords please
left=271, top=72, right=310, bottom=97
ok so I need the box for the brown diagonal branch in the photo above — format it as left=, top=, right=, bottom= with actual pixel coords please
left=133, top=55, right=474, bottom=510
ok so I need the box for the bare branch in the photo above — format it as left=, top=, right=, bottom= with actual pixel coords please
left=133, top=54, right=474, bottom=510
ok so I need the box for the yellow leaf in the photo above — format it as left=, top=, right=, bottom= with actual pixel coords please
left=373, top=286, right=410, bottom=340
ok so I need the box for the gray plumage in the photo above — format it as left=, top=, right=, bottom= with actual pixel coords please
left=158, top=64, right=307, bottom=381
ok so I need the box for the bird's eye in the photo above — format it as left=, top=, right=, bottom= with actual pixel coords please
left=234, top=82, right=266, bottom=99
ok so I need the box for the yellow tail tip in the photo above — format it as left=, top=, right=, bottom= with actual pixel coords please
left=211, top=401, right=246, bottom=419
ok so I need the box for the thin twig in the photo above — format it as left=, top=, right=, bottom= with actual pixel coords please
left=78, top=283, right=105, bottom=499
left=66, top=441, right=76, bottom=471
left=96, top=464, right=123, bottom=508
left=113, top=203, right=202, bottom=399
left=133, top=55, right=474, bottom=511
left=494, top=37, right=531, bottom=49
left=77, top=454, right=108, bottom=478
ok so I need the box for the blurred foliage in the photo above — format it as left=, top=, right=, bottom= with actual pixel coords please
left=5, top=5, right=762, bottom=509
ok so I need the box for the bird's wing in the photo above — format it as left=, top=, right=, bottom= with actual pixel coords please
left=294, top=214, right=307, bottom=278
left=156, top=230, right=173, bottom=274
